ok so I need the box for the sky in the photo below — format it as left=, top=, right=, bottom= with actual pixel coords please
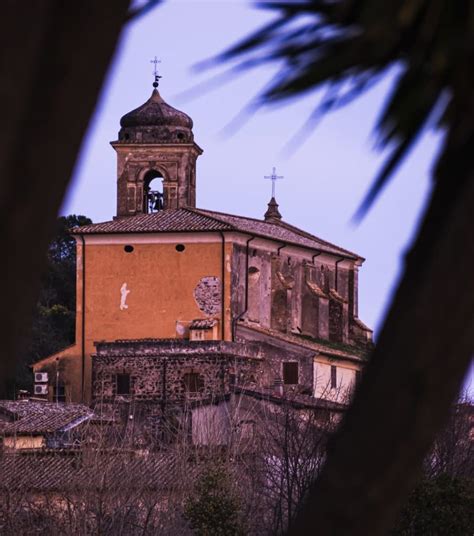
left=61, top=0, right=472, bottom=389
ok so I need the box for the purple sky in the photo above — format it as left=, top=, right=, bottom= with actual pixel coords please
left=62, top=1, right=472, bottom=390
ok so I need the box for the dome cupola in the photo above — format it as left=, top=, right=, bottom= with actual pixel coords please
left=118, top=89, right=194, bottom=144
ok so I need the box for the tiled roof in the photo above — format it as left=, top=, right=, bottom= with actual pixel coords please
left=73, top=207, right=361, bottom=260
left=0, top=400, right=93, bottom=435
left=0, top=451, right=198, bottom=492
left=72, top=209, right=232, bottom=234
left=237, top=323, right=368, bottom=361
left=189, top=318, right=218, bottom=329
left=236, top=387, right=347, bottom=412
left=198, top=208, right=360, bottom=259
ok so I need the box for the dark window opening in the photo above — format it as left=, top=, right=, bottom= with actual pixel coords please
left=124, top=245, right=134, bottom=253
left=175, top=244, right=185, bottom=252
left=116, top=373, right=131, bottom=395
left=124, top=133, right=130, bottom=140
left=331, top=365, right=337, bottom=389
left=229, top=373, right=236, bottom=387
left=144, top=169, right=164, bottom=213
left=283, top=362, right=298, bottom=385
left=314, top=408, right=331, bottom=423
left=183, top=372, right=204, bottom=393
left=356, top=370, right=362, bottom=384
left=54, top=384, right=66, bottom=403
left=177, top=132, right=184, bottom=140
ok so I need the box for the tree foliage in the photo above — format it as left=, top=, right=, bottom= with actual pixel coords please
left=209, top=0, right=474, bottom=218
left=392, top=475, right=474, bottom=536
left=16, top=215, right=91, bottom=391
left=184, top=464, right=246, bottom=536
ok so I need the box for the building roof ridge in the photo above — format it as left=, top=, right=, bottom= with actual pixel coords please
left=194, top=207, right=274, bottom=226
left=272, top=219, right=362, bottom=261
left=195, top=207, right=362, bottom=260
left=184, top=207, right=240, bottom=229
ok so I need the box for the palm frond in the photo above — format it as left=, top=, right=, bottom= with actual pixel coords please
left=209, top=0, right=474, bottom=217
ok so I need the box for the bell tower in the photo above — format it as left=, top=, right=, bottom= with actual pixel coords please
left=112, top=81, right=203, bottom=217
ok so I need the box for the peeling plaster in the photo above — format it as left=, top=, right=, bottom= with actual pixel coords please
left=120, top=283, right=130, bottom=310
left=194, top=276, right=221, bottom=316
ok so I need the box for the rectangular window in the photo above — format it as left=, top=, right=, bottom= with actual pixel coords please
left=116, top=373, right=131, bottom=395
left=283, top=362, right=299, bottom=385
left=330, top=365, right=337, bottom=389
left=183, top=373, right=203, bottom=393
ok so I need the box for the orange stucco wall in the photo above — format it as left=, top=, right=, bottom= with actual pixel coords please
left=35, top=235, right=233, bottom=403
left=84, top=240, right=228, bottom=340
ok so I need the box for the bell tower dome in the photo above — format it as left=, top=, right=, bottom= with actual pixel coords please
left=112, top=84, right=203, bottom=217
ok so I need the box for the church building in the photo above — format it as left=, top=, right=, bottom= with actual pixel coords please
left=33, top=78, right=372, bottom=413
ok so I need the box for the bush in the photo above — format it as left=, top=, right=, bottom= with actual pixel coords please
left=185, top=464, right=245, bottom=536
left=392, top=474, right=474, bottom=535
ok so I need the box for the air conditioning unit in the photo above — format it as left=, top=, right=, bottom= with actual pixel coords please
left=34, top=372, right=48, bottom=383
left=34, top=384, right=48, bottom=395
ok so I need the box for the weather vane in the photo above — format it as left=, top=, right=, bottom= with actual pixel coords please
left=150, top=56, right=162, bottom=88
left=264, top=167, right=284, bottom=198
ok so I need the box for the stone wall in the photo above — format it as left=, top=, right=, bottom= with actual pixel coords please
left=92, top=340, right=264, bottom=404
left=232, top=243, right=366, bottom=347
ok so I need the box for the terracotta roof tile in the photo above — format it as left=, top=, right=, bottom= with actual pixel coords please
left=74, top=207, right=361, bottom=260
left=72, top=209, right=232, bottom=234
left=197, top=208, right=361, bottom=259
left=0, top=451, right=201, bottom=492
left=0, top=401, right=93, bottom=435
left=237, top=323, right=368, bottom=361
left=189, top=318, right=218, bottom=329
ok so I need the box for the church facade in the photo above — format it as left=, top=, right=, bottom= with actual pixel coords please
left=33, top=84, right=372, bottom=411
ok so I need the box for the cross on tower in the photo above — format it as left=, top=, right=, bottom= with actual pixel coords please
left=264, top=167, right=284, bottom=198
left=150, top=56, right=162, bottom=88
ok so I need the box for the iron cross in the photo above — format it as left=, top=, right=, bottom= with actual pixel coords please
left=150, top=56, right=162, bottom=87
left=264, top=167, right=284, bottom=198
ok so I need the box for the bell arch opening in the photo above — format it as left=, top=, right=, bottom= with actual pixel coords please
left=143, top=169, right=164, bottom=213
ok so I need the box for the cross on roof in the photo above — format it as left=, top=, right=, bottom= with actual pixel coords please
left=150, top=56, right=162, bottom=88
left=264, top=167, right=284, bottom=198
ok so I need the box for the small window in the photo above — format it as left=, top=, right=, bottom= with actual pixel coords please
left=116, top=373, right=131, bottom=395
left=124, top=245, right=134, bottom=253
left=283, top=362, right=298, bottom=385
left=183, top=372, right=204, bottom=393
left=331, top=365, right=337, bottom=389
left=175, top=244, right=185, bottom=252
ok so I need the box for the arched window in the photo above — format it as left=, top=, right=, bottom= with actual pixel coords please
left=143, top=169, right=164, bottom=213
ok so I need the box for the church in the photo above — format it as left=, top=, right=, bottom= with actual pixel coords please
left=32, top=77, right=372, bottom=417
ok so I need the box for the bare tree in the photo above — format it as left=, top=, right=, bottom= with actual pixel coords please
left=206, top=2, right=474, bottom=533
